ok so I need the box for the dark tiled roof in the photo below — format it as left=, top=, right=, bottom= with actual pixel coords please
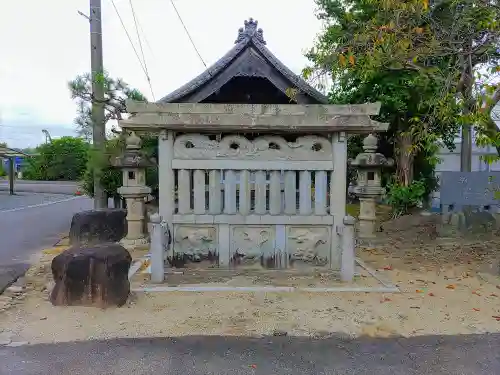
left=158, top=18, right=328, bottom=104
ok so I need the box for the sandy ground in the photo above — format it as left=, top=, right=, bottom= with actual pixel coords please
left=2, top=213, right=500, bottom=345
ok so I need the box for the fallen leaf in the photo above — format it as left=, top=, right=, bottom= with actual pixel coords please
left=473, top=308, right=481, bottom=312
left=428, top=293, right=435, bottom=297
left=348, top=54, right=355, bottom=66
left=446, top=284, right=456, bottom=290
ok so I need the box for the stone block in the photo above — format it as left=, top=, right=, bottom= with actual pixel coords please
left=439, top=209, right=498, bottom=236
left=480, top=259, right=500, bottom=277
left=69, top=209, right=127, bottom=246
left=50, top=243, right=132, bottom=308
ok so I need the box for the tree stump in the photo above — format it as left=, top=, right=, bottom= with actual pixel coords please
left=50, top=243, right=132, bottom=308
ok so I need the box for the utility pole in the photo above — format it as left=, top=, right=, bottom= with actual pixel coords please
left=90, top=0, right=107, bottom=208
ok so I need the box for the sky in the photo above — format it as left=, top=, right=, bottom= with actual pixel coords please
left=0, top=0, right=323, bottom=149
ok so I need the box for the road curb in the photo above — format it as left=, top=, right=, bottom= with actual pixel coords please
left=0, top=233, right=70, bottom=296
left=0, top=264, right=30, bottom=295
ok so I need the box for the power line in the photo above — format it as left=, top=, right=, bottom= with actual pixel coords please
left=128, top=0, right=155, bottom=101
left=137, top=18, right=155, bottom=59
left=169, top=0, right=207, bottom=68
left=129, top=0, right=148, bottom=73
left=110, top=0, right=156, bottom=100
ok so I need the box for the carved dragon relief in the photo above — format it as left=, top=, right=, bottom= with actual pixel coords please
left=287, top=227, right=330, bottom=267
left=231, top=226, right=277, bottom=267
left=174, top=134, right=332, bottom=161
left=173, top=226, right=217, bottom=264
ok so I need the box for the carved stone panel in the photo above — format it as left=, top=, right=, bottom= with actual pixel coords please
left=286, top=226, right=331, bottom=268
left=174, top=134, right=332, bottom=161
left=230, top=226, right=279, bottom=268
left=172, top=225, right=218, bottom=267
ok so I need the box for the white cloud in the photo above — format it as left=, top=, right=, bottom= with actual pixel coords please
left=0, top=0, right=322, bottom=148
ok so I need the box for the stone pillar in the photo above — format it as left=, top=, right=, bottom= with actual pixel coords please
left=158, top=130, right=174, bottom=224
left=340, top=215, right=356, bottom=282
left=358, top=197, right=377, bottom=238
left=331, top=131, right=348, bottom=269
left=113, top=132, right=153, bottom=249
left=350, top=134, right=393, bottom=239
left=150, top=214, right=165, bottom=283
left=121, top=197, right=147, bottom=243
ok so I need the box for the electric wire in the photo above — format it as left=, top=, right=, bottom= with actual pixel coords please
left=169, top=0, right=207, bottom=68
left=128, top=0, right=155, bottom=101
left=110, top=0, right=156, bottom=100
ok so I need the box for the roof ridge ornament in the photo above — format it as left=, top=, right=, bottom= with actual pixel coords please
left=235, top=18, right=266, bottom=45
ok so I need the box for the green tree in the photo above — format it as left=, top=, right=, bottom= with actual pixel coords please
left=68, top=73, right=151, bottom=200
left=68, top=72, right=147, bottom=140
left=306, top=0, right=461, bottom=187
left=23, top=137, right=90, bottom=181
left=81, top=136, right=125, bottom=203
left=0, top=142, right=8, bottom=177
left=80, top=133, right=158, bottom=203
left=306, top=0, right=500, bottom=164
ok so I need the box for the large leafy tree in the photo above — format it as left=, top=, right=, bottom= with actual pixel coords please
left=306, top=0, right=500, bottom=178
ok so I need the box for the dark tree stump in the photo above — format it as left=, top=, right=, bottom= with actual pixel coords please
left=69, top=209, right=128, bottom=246
left=50, top=243, right=132, bottom=308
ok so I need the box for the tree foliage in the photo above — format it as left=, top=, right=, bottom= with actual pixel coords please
left=307, top=0, right=500, bottom=159
left=68, top=73, right=153, bottom=199
left=68, top=72, right=147, bottom=140
left=305, top=0, right=500, bottom=191
left=23, top=137, right=90, bottom=181
left=80, top=134, right=158, bottom=200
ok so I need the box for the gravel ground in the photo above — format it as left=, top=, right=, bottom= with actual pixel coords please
left=2, top=246, right=500, bottom=345
left=3, top=212, right=500, bottom=346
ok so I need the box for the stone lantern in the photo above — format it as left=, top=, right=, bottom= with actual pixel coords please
left=113, top=132, right=153, bottom=248
left=350, top=134, right=393, bottom=238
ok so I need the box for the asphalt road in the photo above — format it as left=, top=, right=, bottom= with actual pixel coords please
left=0, top=180, right=79, bottom=195
left=1, top=333, right=498, bottom=374
left=0, top=192, right=93, bottom=291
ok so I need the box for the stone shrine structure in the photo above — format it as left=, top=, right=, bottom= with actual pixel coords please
left=117, top=18, right=389, bottom=281
left=350, top=134, right=393, bottom=238
left=113, top=131, right=153, bottom=248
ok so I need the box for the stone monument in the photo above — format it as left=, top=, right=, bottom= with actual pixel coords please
left=114, top=132, right=153, bottom=248
left=350, top=134, right=393, bottom=238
